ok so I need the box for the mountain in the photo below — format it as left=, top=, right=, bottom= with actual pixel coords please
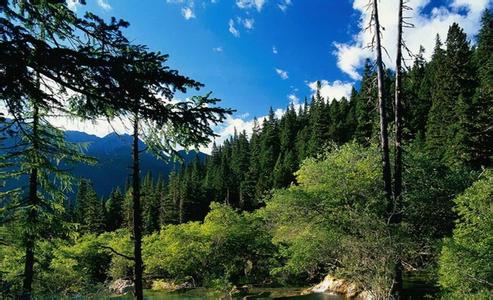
left=2, top=130, right=206, bottom=198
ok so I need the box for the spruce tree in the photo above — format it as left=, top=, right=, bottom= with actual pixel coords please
left=307, top=81, right=331, bottom=156
left=354, top=60, right=377, bottom=145
left=469, top=9, right=493, bottom=167
left=75, top=179, right=105, bottom=234
left=426, top=24, right=476, bottom=166
left=105, top=188, right=124, bottom=231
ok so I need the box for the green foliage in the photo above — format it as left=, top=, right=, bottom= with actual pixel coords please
left=74, top=179, right=105, bottom=234
left=40, top=236, right=111, bottom=294
left=402, top=144, right=477, bottom=266
left=438, top=170, right=493, bottom=298
left=264, top=143, right=397, bottom=296
left=143, top=203, right=276, bottom=286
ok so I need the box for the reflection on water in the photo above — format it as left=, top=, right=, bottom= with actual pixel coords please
left=113, top=288, right=344, bottom=300
left=69, top=272, right=437, bottom=299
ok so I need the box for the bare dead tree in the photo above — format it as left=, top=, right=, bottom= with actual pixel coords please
left=391, top=1, right=405, bottom=296
left=370, top=0, right=393, bottom=204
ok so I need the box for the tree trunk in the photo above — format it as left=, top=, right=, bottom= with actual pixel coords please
left=372, top=0, right=393, bottom=202
left=393, top=0, right=404, bottom=225
left=132, top=111, right=144, bottom=300
left=22, top=103, right=39, bottom=300
left=392, top=0, right=405, bottom=296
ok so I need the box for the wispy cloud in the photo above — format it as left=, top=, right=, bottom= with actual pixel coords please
left=212, top=46, right=224, bottom=52
left=236, top=0, right=266, bottom=11
left=97, top=0, right=112, bottom=10
left=288, top=94, right=299, bottom=104
left=229, top=19, right=241, bottom=37
left=278, top=0, right=291, bottom=12
left=66, top=0, right=81, bottom=11
left=275, top=68, right=289, bottom=80
left=272, top=46, right=278, bottom=54
left=181, top=7, right=195, bottom=19
left=242, top=18, right=255, bottom=30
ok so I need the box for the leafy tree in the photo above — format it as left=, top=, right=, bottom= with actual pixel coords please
left=439, top=170, right=493, bottom=298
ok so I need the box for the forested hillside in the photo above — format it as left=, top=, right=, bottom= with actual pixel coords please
left=0, top=130, right=204, bottom=196
left=1, top=1, right=492, bottom=299
left=127, top=18, right=492, bottom=227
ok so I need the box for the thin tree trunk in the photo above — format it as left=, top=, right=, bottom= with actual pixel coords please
left=132, top=110, right=144, bottom=300
left=394, top=0, right=404, bottom=225
left=22, top=103, right=39, bottom=300
left=372, top=0, right=393, bottom=202
left=392, top=0, right=405, bottom=296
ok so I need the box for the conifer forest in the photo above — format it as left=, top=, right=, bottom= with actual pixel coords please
left=0, top=1, right=492, bottom=299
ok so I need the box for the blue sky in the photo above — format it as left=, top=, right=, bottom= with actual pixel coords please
left=73, top=0, right=360, bottom=116
left=62, top=0, right=491, bottom=151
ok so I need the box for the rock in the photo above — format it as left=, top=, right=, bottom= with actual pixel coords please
left=304, top=275, right=373, bottom=299
left=229, top=285, right=249, bottom=297
left=243, top=291, right=271, bottom=299
left=355, top=290, right=374, bottom=300
left=109, top=279, right=134, bottom=295
left=151, top=279, right=193, bottom=292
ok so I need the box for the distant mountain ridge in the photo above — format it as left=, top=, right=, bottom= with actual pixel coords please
left=2, top=130, right=206, bottom=198
left=64, top=131, right=206, bottom=197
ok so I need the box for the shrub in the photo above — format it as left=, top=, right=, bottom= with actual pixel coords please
left=439, top=170, right=493, bottom=298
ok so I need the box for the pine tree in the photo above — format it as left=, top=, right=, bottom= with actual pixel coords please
left=105, top=188, right=124, bottom=231
left=75, top=179, right=105, bottom=234
left=354, top=60, right=377, bottom=145
left=469, top=9, right=493, bottom=167
left=403, top=46, right=430, bottom=140
left=162, top=171, right=181, bottom=225
left=426, top=24, right=476, bottom=166
left=142, top=172, right=159, bottom=234
left=307, top=81, right=331, bottom=156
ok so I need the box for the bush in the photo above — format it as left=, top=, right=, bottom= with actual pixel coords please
left=264, top=143, right=398, bottom=296
left=143, top=203, right=276, bottom=286
left=402, top=146, right=476, bottom=267
left=439, top=170, right=493, bottom=298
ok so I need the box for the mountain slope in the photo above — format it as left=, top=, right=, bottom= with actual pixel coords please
left=2, top=130, right=206, bottom=198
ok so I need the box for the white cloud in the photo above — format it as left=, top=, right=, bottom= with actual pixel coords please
left=278, top=0, right=291, bottom=12
left=243, top=18, right=255, bottom=30
left=229, top=19, right=240, bottom=37
left=212, top=46, right=224, bottom=52
left=334, top=0, right=490, bottom=80
left=275, top=68, right=289, bottom=79
left=97, top=0, right=111, bottom=10
left=66, top=0, right=81, bottom=11
left=288, top=94, right=299, bottom=105
left=236, top=0, right=266, bottom=11
left=181, top=7, right=195, bottom=19
left=272, top=46, right=278, bottom=54
left=308, top=80, right=354, bottom=102
left=48, top=116, right=131, bottom=138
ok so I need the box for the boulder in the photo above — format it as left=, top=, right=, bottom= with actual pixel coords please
left=109, top=279, right=134, bottom=295
left=151, top=279, right=193, bottom=292
left=304, top=275, right=373, bottom=300
left=229, top=284, right=250, bottom=297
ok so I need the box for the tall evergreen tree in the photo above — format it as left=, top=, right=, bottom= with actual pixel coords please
left=105, top=188, right=124, bottom=231
left=469, top=9, right=493, bottom=167
left=426, top=24, right=476, bottom=166
left=75, top=179, right=105, bottom=234
left=354, top=60, right=377, bottom=145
